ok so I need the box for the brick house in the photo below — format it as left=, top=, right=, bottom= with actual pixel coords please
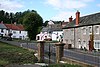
left=63, top=11, right=100, bottom=51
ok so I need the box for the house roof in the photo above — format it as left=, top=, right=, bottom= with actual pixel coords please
left=42, top=24, right=63, bottom=32
left=17, top=25, right=24, bottom=31
left=5, top=24, right=25, bottom=31
left=0, top=24, right=7, bottom=29
left=41, top=27, right=49, bottom=32
left=63, top=12, right=100, bottom=29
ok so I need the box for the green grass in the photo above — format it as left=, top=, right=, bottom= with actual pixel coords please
left=0, top=42, right=37, bottom=67
left=42, top=63, right=82, bottom=67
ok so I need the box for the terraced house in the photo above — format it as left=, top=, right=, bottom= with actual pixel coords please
left=0, top=22, right=28, bottom=40
left=63, top=11, right=100, bottom=51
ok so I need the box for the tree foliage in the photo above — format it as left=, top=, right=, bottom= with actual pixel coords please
left=23, top=12, right=43, bottom=40
left=43, top=20, right=49, bottom=27
left=0, top=10, right=43, bottom=40
left=0, top=10, right=35, bottom=24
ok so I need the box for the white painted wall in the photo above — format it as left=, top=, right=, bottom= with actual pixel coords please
left=0, top=29, right=7, bottom=36
left=52, top=31, right=63, bottom=41
left=11, top=30, right=28, bottom=40
left=36, top=31, right=63, bottom=41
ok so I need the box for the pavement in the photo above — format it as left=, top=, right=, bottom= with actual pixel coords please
left=65, top=48, right=100, bottom=57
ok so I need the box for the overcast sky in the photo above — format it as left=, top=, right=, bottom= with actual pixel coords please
left=0, top=0, right=100, bottom=21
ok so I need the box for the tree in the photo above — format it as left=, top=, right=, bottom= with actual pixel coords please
left=43, top=20, right=49, bottom=27
left=23, top=11, right=43, bottom=40
left=0, top=10, right=5, bottom=22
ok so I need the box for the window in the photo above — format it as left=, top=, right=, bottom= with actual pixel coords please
left=95, top=26, right=99, bottom=34
left=20, top=36, right=22, bottom=38
left=13, top=31, right=16, bottom=34
left=78, top=38, right=81, bottom=44
left=1, top=29, right=3, bottom=32
left=83, top=41, right=86, bottom=44
left=83, top=41, right=86, bottom=47
left=19, top=31, right=21, bottom=34
left=71, top=29, right=74, bottom=35
left=45, top=36, right=47, bottom=39
left=94, top=41, right=100, bottom=49
left=89, top=27, right=92, bottom=34
left=13, top=36, right=16, bottom=38
left=37, top=36, right=39, bottom=40
left=83, top=27, right=86, bottom=34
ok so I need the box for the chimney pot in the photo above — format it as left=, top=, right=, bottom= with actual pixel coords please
left=69, top=16, right=73, bottom=22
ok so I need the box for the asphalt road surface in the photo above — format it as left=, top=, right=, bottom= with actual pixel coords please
left=0, top=40, right=100, bottom=66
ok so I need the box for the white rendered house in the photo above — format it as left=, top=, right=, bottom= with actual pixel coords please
left=5, top=24, right=28, bottom=40
left=36, top=21, right=63, bottom=41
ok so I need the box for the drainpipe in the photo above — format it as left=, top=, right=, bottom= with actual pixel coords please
left=89, top=25, right=94, bottom=51
left=91, top=25, right=94, bottom=50
left=74, top=28, right=75, bottom=48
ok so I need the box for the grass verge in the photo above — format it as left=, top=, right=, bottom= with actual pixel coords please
left=0, top=42, right=37, bottom=67
left=42, top=63, right=82, bottom=67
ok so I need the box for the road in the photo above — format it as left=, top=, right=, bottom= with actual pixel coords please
left=64, top=49, right=100, bottom=66
left=0, top=40, right=100, bottom=66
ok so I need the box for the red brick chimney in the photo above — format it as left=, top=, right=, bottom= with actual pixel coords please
left=76, top=11, right=80, bottom=25
left=69, top=16, right=73, bottom=22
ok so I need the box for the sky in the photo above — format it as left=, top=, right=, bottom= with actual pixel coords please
left=0, top=0, right=100, bottom=22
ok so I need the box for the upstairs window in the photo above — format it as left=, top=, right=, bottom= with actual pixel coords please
left=19, top=31, right=21, bottom=34
left=82, top=27, right=86, bottom=35
left=71, top=29, right=74, bottom=35
left=95, top=26, right=99, bottom=34
left=1, top=29, right=3, bottom=32
left=89, top=26, right=92, bottom=34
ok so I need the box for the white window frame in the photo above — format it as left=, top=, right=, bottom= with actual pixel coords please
left=13, top=31, right=16, bottom=34
left=89, top=26, right=92, bottom=34
left=95, top=26, right=99, bottom=34
left=1, top=29, right=4, bottom=32
left=83, top=41, right=86, bottom=47
left=19, top=31, right=21, bottom=34
left=82, top=27, right=86, bottom=35
left=78, top=38, right=81, bottom=44
left=71, top=29, right=74, bottom=35
left=20, top=36, right=22, bottom=38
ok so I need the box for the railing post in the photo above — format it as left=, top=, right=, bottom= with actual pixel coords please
left=55, top=43, right=65, bottom=63
left=37, top=41, right=45, bottom=62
